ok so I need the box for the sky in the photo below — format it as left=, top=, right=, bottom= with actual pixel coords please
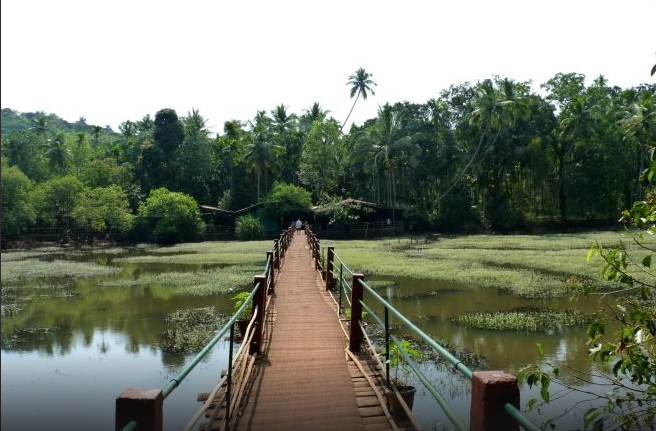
left=1, top=0, right=655, bottom=134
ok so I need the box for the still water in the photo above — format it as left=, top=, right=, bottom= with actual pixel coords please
left=1, top=246, right=606, bottom=431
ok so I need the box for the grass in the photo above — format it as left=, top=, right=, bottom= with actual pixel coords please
left=325, top=231, right=646, bottom=298
left=1, top=259, right=120, bottom=284
left=453, top=308, right=591, bottom=332
left=159, top=307, right=227, bottom=353
left=114, top=240, right=271, bottom=265
left=100, top=264, right=260, bottom=296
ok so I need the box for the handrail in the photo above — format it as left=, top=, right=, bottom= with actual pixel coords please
left=358, top=278, right=473, bottom=380
left=328, top=248, right=540, bottom=431
left=161, top=282, right=259, bottom=399
left=117, top=227, right=295, bottom=431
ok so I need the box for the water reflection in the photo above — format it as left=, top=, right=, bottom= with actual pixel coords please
left=1, top=249, right=612, bottom=431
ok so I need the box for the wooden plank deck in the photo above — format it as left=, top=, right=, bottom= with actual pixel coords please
left=229, top=232, right=391, bottom=431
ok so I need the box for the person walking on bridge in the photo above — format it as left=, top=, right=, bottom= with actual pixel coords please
left=295, top=219, right=303, bottom=231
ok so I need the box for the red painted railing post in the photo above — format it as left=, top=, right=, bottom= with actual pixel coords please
left=349, top=273, right=365, bottom=352
left=326, top=246, right=334, bottom=290
left=470, top=371, right=519, bottom=431
left=266, top=251, right=275, bottom=294
left=115, top=388, right=163, bottom=431
left=250, top=275, right=267, bottom=355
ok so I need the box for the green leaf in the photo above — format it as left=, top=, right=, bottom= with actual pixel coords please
left=536, top=342, right=544, bottom=358
left=642, top=254, right=652, bottom=267
left=584, top=407, right=602, bottom=428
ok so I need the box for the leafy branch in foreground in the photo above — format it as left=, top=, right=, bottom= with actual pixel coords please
left=520, top=161, right=656, bottom=430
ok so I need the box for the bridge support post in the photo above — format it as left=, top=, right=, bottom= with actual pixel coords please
left=470, top=371, right=519, bottom=431
left=267, top=251, right=275, bottom=294
left=326, top=247, right=334, bottom=290
left=315, top=239, right=321, bottom=271
left=273, top=240, right=280, bottom=269
left=250, top=275, right=267, bottom=355
left=115, top=388, right=163, bottom=431
left=349, top=273, right=365, bottom=352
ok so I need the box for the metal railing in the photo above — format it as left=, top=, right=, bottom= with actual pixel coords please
left=116, top=227, right=295, bottom=431
left=311, top=231, right=540, bottom=431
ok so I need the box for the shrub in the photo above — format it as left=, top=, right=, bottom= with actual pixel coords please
left=264, top=182, right=312, bottom=225
left=137, top=187, right=204, bottom=244
left=1, top=163, right=35, bottom=238
left=235, top=215, right=264, bottom=241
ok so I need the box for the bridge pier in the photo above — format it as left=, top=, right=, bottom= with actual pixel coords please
left=326, top=246, right=335, bottom=290
left=115, top=388, right=163, bottom=431
left=250, top=275, right=267, bottom=355
left=470, top=371, right=519, bottom=431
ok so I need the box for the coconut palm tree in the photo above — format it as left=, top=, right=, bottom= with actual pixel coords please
left=46, top=132, right=72, bottom=174
left=341, top=68, right=377, bottom=132
left=437, top=79, right=527, bottom=202
left=355, top=104, right=420, bottom=207
left=245, top=115, right=281, bottom=200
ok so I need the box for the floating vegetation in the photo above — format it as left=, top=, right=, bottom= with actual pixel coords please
left=452, top=308, right=591, bottom=332
left=1, top=303, right=22, bottom=317
left=101, top=264, right=259, bottom=296
left=1, top=259, right=119, bottom=284
left=159, top=307, right=228, bottom=353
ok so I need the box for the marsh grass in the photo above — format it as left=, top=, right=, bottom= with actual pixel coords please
left=101, top=264, right=260, bottom=296
left=453, top=308, right=591, bottom=332
left=114, top=241, right=270, bottom=265
left=325, top=231, right=647, bottom=298
left=1, top=259, right=119, bottom=284
left=159, top=307, right=227, bottom=353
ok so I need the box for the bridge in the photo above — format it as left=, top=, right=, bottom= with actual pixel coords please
left=115, top=229, right=540, bottom=431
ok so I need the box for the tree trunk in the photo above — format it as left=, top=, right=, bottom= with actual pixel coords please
left=341, top=93, right=361, bottom=133
left=558, top=152, right=566, bottom=224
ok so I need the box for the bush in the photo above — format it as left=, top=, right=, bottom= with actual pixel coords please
left=137, top=187, right=204, bottom=244
left=1, top=162, right=35, bottom=238
left=264, top=182, right=312, bottom=226
left=71, top=185, right=134, bottom=240
left=235, top=215, right=264, bottom=241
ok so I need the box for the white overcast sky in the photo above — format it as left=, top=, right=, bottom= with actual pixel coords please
left=1, top=0, right=654, bottom=133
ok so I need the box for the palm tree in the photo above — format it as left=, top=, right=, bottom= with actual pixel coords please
left=553, top=97, right=594, bottom=222
left=244, top=116, right=281, bottom=200
left=341, top=68, right=377, bottom=132
left=301, top=102, right=330, bottom=131
left=437, top=79, right=527, bottom=202
left=31, top=115, right=51, bottom=147
left=46, top=132, right=72, bottom=174
left=355, top=104, right=420, bottom=208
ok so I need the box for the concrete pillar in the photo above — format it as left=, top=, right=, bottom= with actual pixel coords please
left=349, top=273, right=365, bottom=352
left=115, top=388, right=163, bottom=431
left=470, top=371, right=519, bottom=431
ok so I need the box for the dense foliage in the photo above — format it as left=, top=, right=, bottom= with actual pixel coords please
left=235, top=215, right=264, bottom=241
left=137, top=188, right=204, bottom=244
left=1, top=71, right=655, bottom=243
left=264, top=182, right=312, bottom=224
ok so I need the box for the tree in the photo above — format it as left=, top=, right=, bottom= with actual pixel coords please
left=45, top=132, right=72, bottom=174
left=31, top=175, right=84, bottom=230
left=299, top=119, right=344, bottom=200
left=137, top=187, right=204, bottom=244
left=176, top=109, right=213, bottom=202
left=1, top=161, right=35, bottom=238
left=341, top=67, right=377, bottom=132
left=264, top=182, right=312, bottom=226
left=437, top=79, right=527, bottom=203
left=354, top=103, right=420, bottom=207
left=71, top=185, right=134, bottom=240
left=244, top=112, right=280, bottom=200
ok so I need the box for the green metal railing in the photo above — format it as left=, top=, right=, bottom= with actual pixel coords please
left=118, top=227, right=295, bottom=431
left=319, top=241, right=540, bottom=431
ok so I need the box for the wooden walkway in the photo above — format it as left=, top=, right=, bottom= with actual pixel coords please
left=230, top=232, right=394, bottom=431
